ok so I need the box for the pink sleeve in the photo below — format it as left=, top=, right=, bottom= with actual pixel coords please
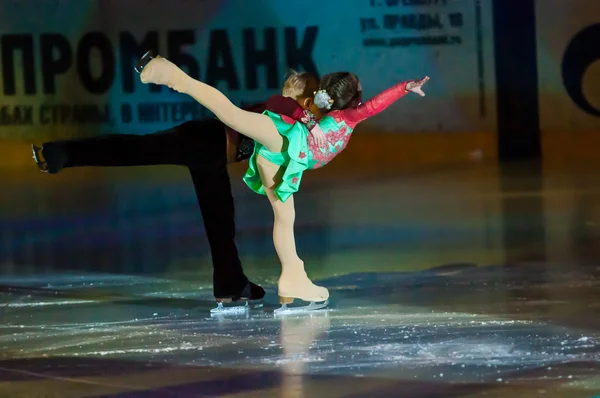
left=339, top=81, right=410, bottom=126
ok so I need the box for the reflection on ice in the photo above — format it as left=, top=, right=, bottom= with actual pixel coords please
left=0, top=267, right=599, bottom=392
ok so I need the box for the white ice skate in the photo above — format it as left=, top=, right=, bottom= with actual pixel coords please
left=274, top=278, right=330, bottom=315
left=134, top=50, right=155, bottom=74
left=274, top=297, right=330, bottom=315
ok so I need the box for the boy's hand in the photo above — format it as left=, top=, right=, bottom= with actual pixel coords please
left=406, top=76, right=430, bottom=97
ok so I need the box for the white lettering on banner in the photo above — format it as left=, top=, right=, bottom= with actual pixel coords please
left=360, top=0, right=463, bottom=47
left=0, top=0, right=496, bottom=139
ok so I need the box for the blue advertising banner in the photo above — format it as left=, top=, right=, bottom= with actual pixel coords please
left=0, top=0, right=496, bottom=141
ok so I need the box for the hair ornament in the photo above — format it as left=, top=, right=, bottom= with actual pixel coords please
left=313, top=89, right=334, bottom=110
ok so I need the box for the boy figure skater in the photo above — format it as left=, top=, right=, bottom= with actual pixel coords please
left=32, top=68, right=319, bottom=312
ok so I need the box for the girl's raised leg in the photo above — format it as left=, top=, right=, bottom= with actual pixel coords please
left=140, top=56, right=285, bottom=154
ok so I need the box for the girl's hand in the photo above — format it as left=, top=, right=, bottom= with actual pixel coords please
left=310, top=124, right=327, bottom=148
left=406, top=76, right=430, bottom=97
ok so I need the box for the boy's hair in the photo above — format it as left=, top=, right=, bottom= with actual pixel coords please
left=282, top=69, right=317, bottom=99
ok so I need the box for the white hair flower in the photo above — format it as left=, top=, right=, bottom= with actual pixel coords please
left=313, top=89, right=334, bottom=110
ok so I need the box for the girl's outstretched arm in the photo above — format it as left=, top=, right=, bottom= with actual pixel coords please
left=340, top=76, right=429, bottom=125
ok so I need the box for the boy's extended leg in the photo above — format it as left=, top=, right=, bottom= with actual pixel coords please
left=32, top=120, right=213, bottom=174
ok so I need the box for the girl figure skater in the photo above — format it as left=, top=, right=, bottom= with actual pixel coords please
left=136, top=54, right=429, bottom=313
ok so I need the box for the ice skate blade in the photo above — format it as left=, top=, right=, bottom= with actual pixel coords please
left=31, top=145, right=48, bottom=172
left=274, top=299, right=329, bottom=315
left=209, top=300, right=264, bottom=314
left=135, top=50, right=155, bottom=74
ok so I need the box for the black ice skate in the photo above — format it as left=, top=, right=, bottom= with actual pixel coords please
left=31, top=145, right=49, bottom=172
left=211, top=281, right=265, bottom=314
left=31, top=144, right=67, bottom=174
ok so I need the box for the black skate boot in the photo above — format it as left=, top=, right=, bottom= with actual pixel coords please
left=31, top=143, right=67, bottom=174
left=211, top=281, right=265, bottom=314
left=31, top=145, right=48, bottom=172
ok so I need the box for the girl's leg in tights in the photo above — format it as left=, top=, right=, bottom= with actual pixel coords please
left=255, top=155, right=329, bottom=303
left=140, top=57, right=284, bottom=153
